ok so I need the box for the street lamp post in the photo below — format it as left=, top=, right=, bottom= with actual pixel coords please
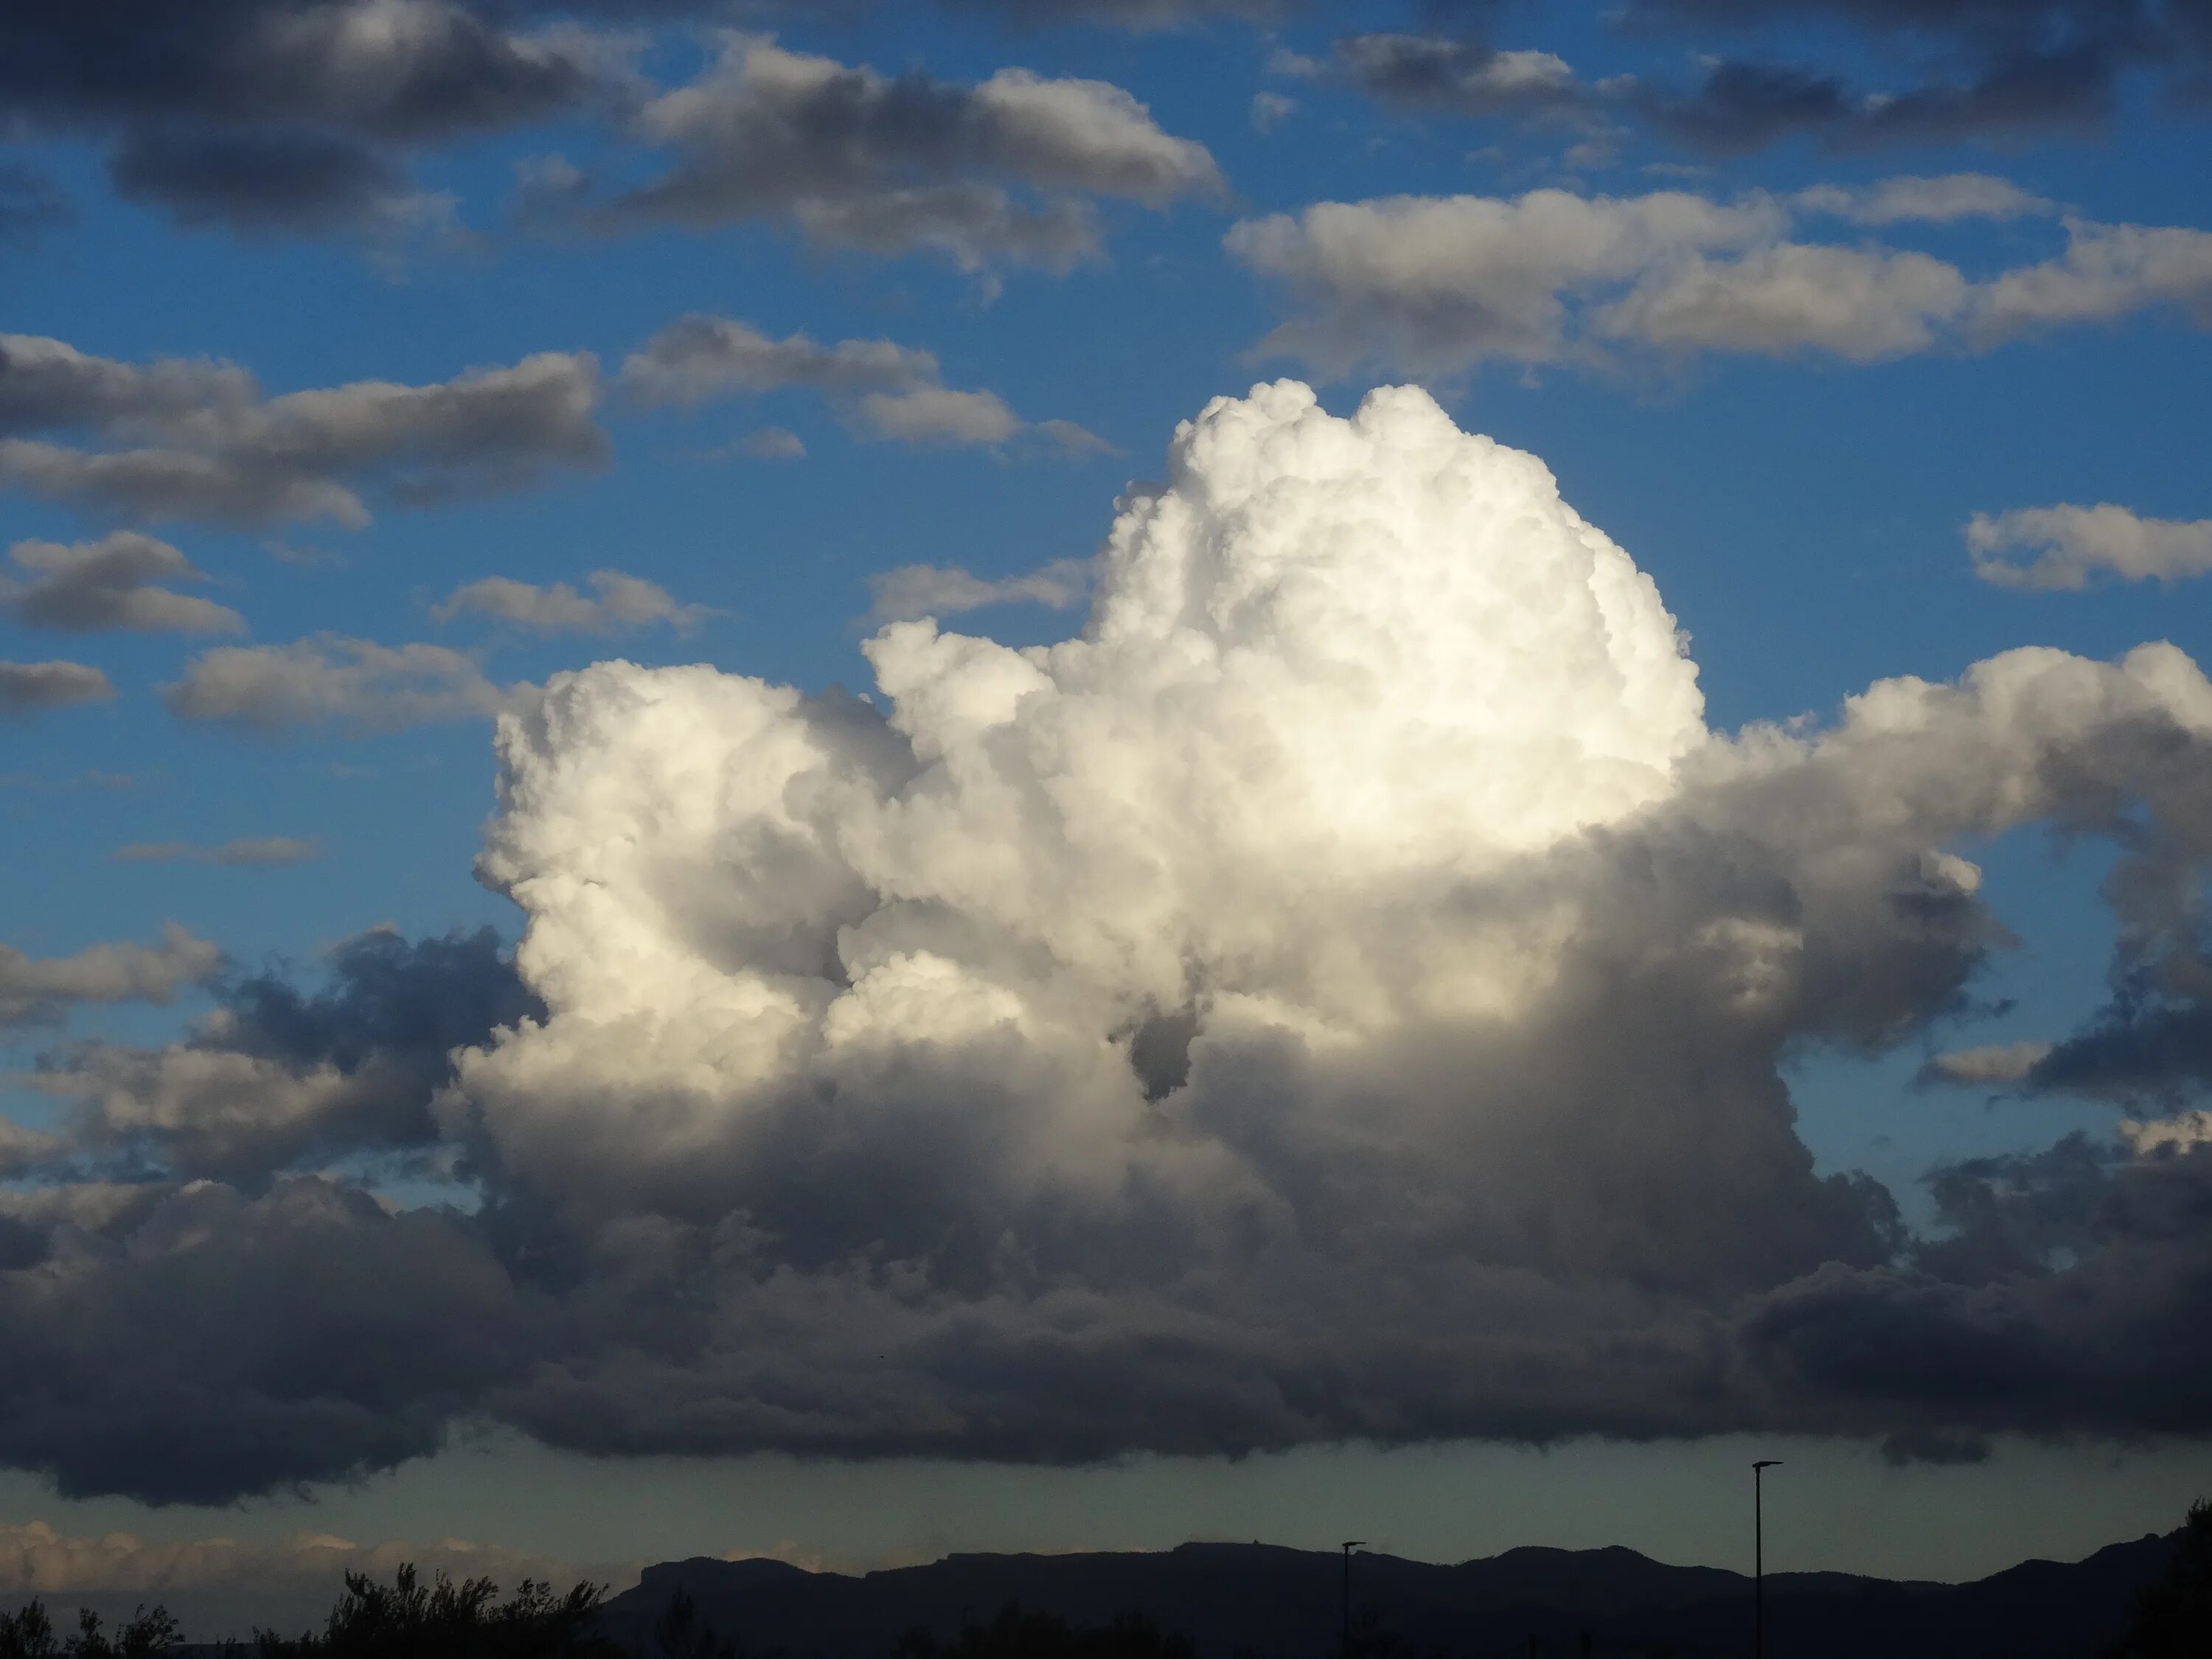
left=1752, top=1461, right=1781, bottom=1659
left=1340, top=1541, right=1365, bottom=1659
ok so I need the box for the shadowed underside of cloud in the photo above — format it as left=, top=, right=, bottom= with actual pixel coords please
left=6, top=383, right=2212, bottom=1503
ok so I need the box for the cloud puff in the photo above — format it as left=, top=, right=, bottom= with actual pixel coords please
left=161, top=636, right=509, bottom=730
left=0, top=922, right=221, bottom=1028
left=622, top=313, right=1101, bottom=451
left=1794, top=174, right=2056, bottom=226
left=432, top=570, right=712, bottom=634
left=1228, top=187, right=2212, bottom=375
left=0, top=659, right=114, bottom=714
left=13, top=383, right=2212, bottom=1503
left=1968, top=504, right=2212, bottom=590
left=0, top=333, right=605, bottom=529
left=113, top=835, right=321, bottom=865
left=1, top=532, right=243, bottom=633
left=605, top=36, right=1222, bottom=270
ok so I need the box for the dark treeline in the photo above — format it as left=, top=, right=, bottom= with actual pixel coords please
left=2, top=1501, right=2208, bottom=1659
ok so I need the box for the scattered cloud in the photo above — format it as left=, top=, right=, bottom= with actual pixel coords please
left=601, top=36, right=1222, bottom=271
left=1919, top=1041, right=2053, bottom=1086
left=1228, top=186, right=2212, bottom=376
left=431, top=570, right=713, bottom=634
left=0, top=922, right=220, bottom=1028
left=623, top=313, right=1101, bottom=451
left=0, top=659, right=115, bottom=714
left=1250, top=91, right=1297, bottom=132
left=1968, top=504, right=2212, bottom=590
left=866, top=557, right=1093, bottom=625
left=113, top=835, right=321, bottom=866
left=0, top=333, right=607, bottom=528
left=1, top=532, right=243, bottom=633
left=161, top=636, right=509, bottom=730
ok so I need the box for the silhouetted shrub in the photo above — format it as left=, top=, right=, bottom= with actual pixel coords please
left=2111, top=1499, right=2212, bottom=1658
left=251, top=1564, right=621, bottom=1659
left=0, top=1601, right=178, bottom=1659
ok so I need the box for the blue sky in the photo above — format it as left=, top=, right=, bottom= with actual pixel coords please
left=4, top=0, right=2212, bottom=1627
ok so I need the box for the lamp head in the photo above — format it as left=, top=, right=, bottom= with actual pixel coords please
left=1752, top=1460, right=1782, bottom=1470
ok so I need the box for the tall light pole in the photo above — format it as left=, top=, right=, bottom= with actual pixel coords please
left=1752, top=1461, right=1781, bottom=1659
left=1340, top=1541, right=1365, bottom=1659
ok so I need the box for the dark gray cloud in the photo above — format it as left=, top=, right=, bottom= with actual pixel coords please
left=0, top=332, right=606, bottom=528
left=27, top=927, right=540, bottom=1186
left=1620, top=0, right=2199, bottom=147
left=0, top=0, right=605, bottom=232
left=108, top=127, right=422, bottom=235
left=1329, top=33, right=1597, bottom=122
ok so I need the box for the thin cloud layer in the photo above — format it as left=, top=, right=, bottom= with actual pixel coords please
left=1228, top=186, right=2212, bottom=375
left=432, top=571, right=711, bottom=634
left=113, top=836, right=321, bottom=866
left=4, top=385, right=2210, bottom=1502
left=162, top=636, right=509, bottom=729
left=865, top=557, right=1093, bottom=624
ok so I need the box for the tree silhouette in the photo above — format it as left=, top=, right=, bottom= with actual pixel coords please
left=2111, top=1499, right=2212, bottom=1658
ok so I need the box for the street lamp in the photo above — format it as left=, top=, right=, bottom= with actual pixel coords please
left=1752, top=1461, right=1782, bottom=1659
left=1340, top=1541, right=1365, bottom=1659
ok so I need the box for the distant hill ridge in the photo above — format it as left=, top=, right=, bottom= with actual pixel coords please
left=598, top=1532, right=2179, bottom=1658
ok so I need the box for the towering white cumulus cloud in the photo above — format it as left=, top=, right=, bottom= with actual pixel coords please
left=13, top=384, right=2212, bottom=1500
left=465, top=383, right=1705, bottom=1200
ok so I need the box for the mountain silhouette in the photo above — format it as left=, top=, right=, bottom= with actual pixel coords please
left=595, top=1534, right=2180, bottom=1659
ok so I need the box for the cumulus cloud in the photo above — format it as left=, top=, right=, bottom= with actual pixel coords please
left=113, top=836, right=321, bottom=865
left=1228, top=187, right=2212, bottom=375
left=0, top=659, right=114, bottom=714
left=1, top=532, right=243, bottom=633
left=0, top=333, right=607, bottom=528
left=1968, top=503, right=2212, bottom=590
left=622, top=313, right=1099, bottom=451
left=13, top=383, right=2212, bottom=1503
left=432, top=570, right=712, bottom=633
left=865, top=557, right=1093, bottom=624
left=605, top=36, right=1222, bottom=270
left=0, top=923, right=221, bottom=1028
left=161, top=636, right=509, bottom=730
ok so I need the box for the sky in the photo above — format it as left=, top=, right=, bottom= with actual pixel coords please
left=4, top=0, right=2212, bottom=1638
